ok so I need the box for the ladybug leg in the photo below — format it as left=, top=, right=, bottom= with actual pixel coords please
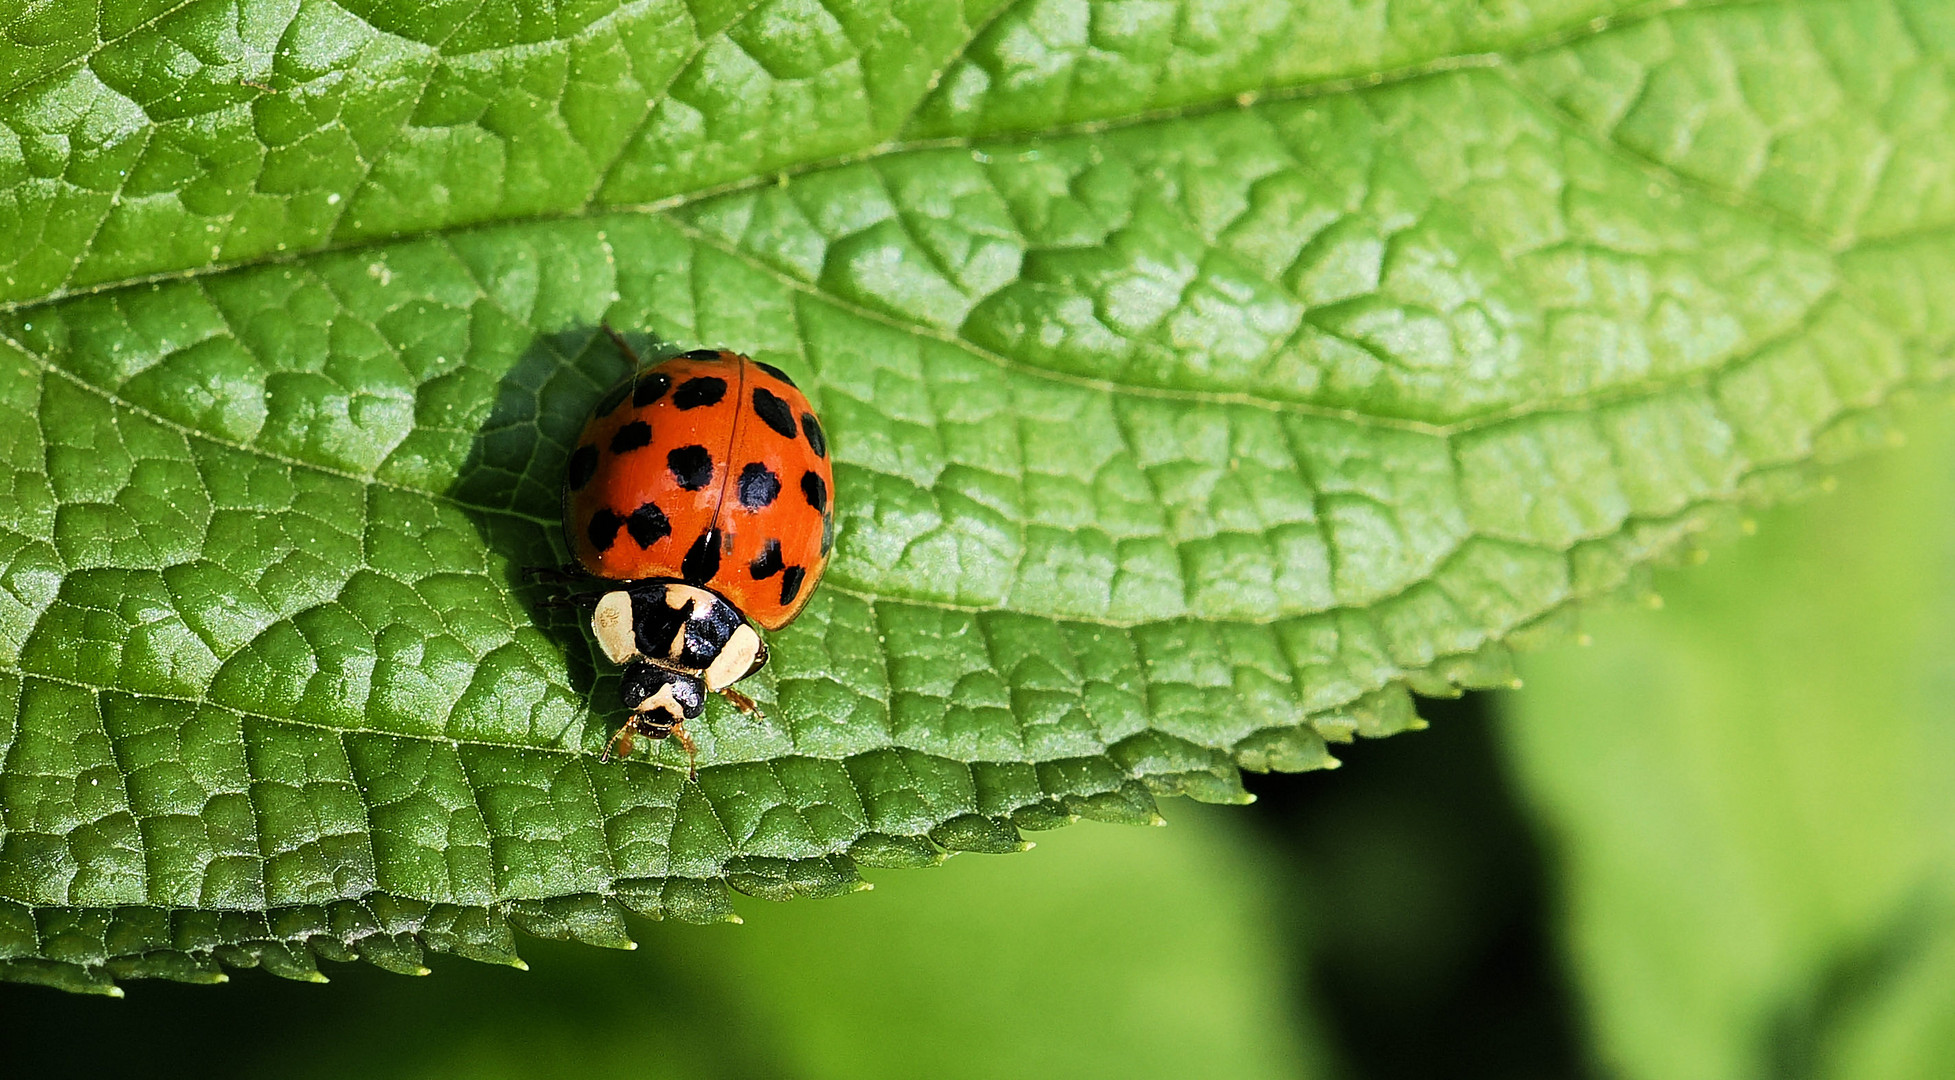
left=522, top=565, right=588, bottom=585
left=600, top=719, right=641, bottom=763
left=720, top=687, right=764, bottom=718
left=669, top=722, right=699, bottom=782
left=601, top=323, right=643, bottom=368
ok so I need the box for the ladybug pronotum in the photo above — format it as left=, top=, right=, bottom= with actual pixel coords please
left=557, top=329, right=834, bottom=776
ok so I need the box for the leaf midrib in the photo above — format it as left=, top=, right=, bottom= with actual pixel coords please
left=0, top=202, right=1910, bottom=658
left=1, top=259, right=1877, bottom=640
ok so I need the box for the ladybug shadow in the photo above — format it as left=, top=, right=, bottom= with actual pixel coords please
left=446, top=325, right=670, bottom=737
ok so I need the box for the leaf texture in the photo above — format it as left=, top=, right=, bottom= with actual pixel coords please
left=0, top=0, right=1949, bottom=991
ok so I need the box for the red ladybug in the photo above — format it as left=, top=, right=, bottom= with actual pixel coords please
left=558, top=329, right=833, bottom=774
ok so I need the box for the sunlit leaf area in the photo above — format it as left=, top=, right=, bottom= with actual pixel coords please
left=3, top=1, right=1954, bottom=1076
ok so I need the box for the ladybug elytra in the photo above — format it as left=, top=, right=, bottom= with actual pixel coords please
left=557, top=329, right=834, bottom=775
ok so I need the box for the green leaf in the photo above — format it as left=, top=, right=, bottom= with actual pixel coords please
left=1503, top=406, right=1955, bottom=1080
left=0, top=0, right=1949, bottom=990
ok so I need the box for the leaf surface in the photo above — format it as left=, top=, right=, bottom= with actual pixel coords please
left=0, top=0, right=1949, bottom=990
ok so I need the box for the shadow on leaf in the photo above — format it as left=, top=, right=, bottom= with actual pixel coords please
left=446, top=325, right=673, bottom=750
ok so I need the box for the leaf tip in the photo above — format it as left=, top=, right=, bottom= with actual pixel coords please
left=1148, top=814, right=1168, bottom=827
left=1016, top=841, right=1036, bottom=851
left=1508, top=678, right=1524, bottom=690
left=411, top=966, right=433, bottom=977
left=306, top=973, right=331, bottom=984
left=107, top=986, right=126, bottom=999
left=511, top=959, right=532, bottom=972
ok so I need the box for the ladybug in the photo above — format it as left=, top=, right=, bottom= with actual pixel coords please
left=557, top=328, right=834, bottom=775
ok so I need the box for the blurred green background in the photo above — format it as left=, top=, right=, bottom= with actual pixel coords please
left=6, top=406, right=1951, bottom=1079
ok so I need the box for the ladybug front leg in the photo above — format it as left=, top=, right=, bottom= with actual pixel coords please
left=670, top=722, right=699, bottom=782
left=522, top=565, right=589, bottom=586
left=719, top=688, right=764, bottom=718
left=600, top=718, right=641, bottom=763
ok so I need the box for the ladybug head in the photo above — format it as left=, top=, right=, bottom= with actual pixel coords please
left=619, top=661, right=705, bottom=729
left=592, top=582, right=769, bottom=691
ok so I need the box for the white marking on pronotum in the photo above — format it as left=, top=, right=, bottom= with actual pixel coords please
left=592, top=591, right=638, bottom=664
left=704, top=624, right=762, bottom=691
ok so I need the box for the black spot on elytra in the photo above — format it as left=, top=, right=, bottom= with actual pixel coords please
left=738, top=462, right=780, bottom=508
left=801, top=413, right=826, bottom=459
left=752, top=387, right=797, bottom=438
left=668, top=445, right=713, bottom=490
left=610, top=420, right=652, bottom=454
left=682, top=348, right=724, bottom=361
left=801, top=470, right=827, bottom=513
left=779, top=565, right=805, bottom=606
left=750, top=538, right=784, bottom=579
left=633, top=372, right=672, bottom=407
left=626, top=501, right=671, bottom=547
left=567, top=444, right=599, bottom=489
left=682, top=528, right=722, bottom=585
left=594, top=379, right=633, bottom=417
left=673, top=376, right=727, bottom=409
left=587, top=508, right=622, bottom=552
left=755, top=361, right=797, bottom=388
